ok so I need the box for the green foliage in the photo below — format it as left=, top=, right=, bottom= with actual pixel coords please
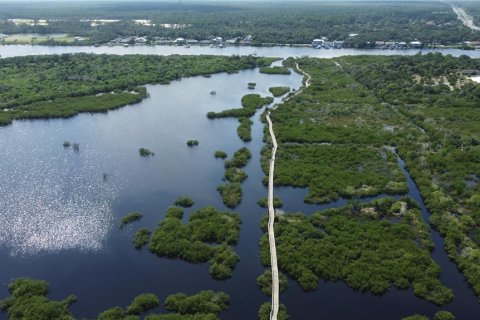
left=258, top=303, right=289, bottom=320
left=248, top=82, right=256, bottom=90
left=0, top=54, right=273, bottom=126
left=265, top=144, right=407, bottom=204
left=402, top=316, right=429, bottom=320
left=269, top=86, right=290, bottom=97
left=174, top=196, right=195, bottom=208
left=224, top=147, right=251, bottom=169
left=224, top=167, right=248, bottom=183
left=256, top=270, right=288, bottom=296
left=260, top=198, right=453, bottom=305
left=207, top=94, right=273, bottom=119
left=237, top=117, right=253, bottom=142
left=63, top=141, right=71, bottom=148
left=139, top=148, right=154, bottom=157
left=98, top=306, right=126, bottom=320
left=149, top=206, right=241, bottom=279
left=257, top=197, right=283, bottom=208
left=0, top=278, right=76, bottom=320
left=166, top=207, right=184, bottom=219
left=217, top=183, right=242, bottom=209
left=120, top=211, right=143, bottom=229
left=126, top=293, right=159, bottom=315
left=0, top=1, right=475, bottom=46
left=259, top=67, right=291, bottom=75
left=133, top=228, right=151, bottom=250
left=434, top=311, right=455, bottom=320
left=164, top=291, right=229, bottom=315
left=186, top=140, right=199, bottom=147
left=213, top=151, right=227, bottom=159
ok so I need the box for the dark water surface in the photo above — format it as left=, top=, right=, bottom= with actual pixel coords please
left=0, top=46, right=479, bottom=319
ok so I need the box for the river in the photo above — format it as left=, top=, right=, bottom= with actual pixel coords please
left=0, top=45, right=479, bottom=319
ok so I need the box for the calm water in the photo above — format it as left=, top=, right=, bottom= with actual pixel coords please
left=2, top=44, right=480, bottom=59
left=0, top=46, right=479, bottom=319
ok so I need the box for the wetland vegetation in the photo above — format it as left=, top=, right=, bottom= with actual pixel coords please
left=260, top=198, right=453, bottom=304
left=139, top=148, right=154, bottom=157
left=259, top=66, right=291, bottom=75
left=174, top=196, right=195, bottom=208
left=0, top=54, right=275, bottom=126
left=120, top=211, right=143, bottom=229
left=269, top=86, right=290, bottom=97
left=213, top=150, right=227, bottom=159
left=148, top=206, right=241, bottom=280
left=217, top=147, right=251, bottom=208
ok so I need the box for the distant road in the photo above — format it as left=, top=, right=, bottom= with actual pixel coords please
left=266, top=62, right=311, bottom=320
left=452, top=5, right=480, bottom=31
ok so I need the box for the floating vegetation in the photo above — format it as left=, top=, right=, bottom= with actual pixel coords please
left=174, top=196, right=195, bottom=208
left=248, top=82, right=256, bottom=89
left=257, top=196, right=283, bottom=208
left=120, top=211, right=142, bottom=229
left=186, top=140, right=199, bottom=147
left=257, top=270, right=288, bottom=296
left=214, top=150, right=227, bottom=159
left=63, top=141, right=71, bottom=148
left=139, top=148, right=154, bottom=157
left=133, top=228, right=151, bottom=249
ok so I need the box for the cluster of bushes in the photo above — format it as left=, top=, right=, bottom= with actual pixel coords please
left=139, top=148, right=155, bottom=157
left=256, top=270, right=288, bottom=296
left=259, top=66, right=291, bottom=75
left=133, top=228, right=151, bottom=249
left=237, top=118, right=253, bottom=142
left=149, top=206, right=241, bottom=279
left=63, top=141, right=80, bottom=152
left=258, top=303, right=290, bottom=320
left=0, top=54, right=275, bottom=126
left=174, top=196, right=195, bottom=208
left=186, top=140, right=199, bottom=147
left=120, top=211, right=143, bottom=229
left=263, top=144, right=407, bottom=204
left=213, top=150, right=227, bottom=159
left=402, top=311, right=455, bottom=320
left=207, top=94, right=273, bottom=119
left=248, top=82, right=256, bottom=90
left=217, top=147, right=251, bottom=208
left=257, top=196, right=283, bottom=209
left=260, top=197, right=453, bottom=305
left=99, top=290, right=229, bottom=320
left=0, top=278, right=77, bottom=320
left=269, top=86, right=290, bottom=97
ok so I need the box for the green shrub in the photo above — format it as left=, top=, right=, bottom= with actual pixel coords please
left=126, top=293, right=159, bottom=315
left=214, top=151, right=227, bottom=159
left=257, top=197, right=283, bottom=208
left=434, top=311, right=455, bottom=320
left=269, top=86, right=290, bottom=97
left=165, top=291, right=229, bottom=315
left=120, top=211, right=143, bottom=228
left=259, top=66, right=291, bottom=75
left=174, top=197, right=195, bottom=208
left=258, top=303, right=289, bottom=320
left=217, top=183, right=242, bottom=208
left=186, top=140, right=199, bottom=147
left=256, top=270, right=288, bottom=295
left=139, top=148, right=154, bottom=157
left=133, top=228, right=151, bottom=249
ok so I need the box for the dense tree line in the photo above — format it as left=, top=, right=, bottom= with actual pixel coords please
left=0, top=1, right=479, bottom=46
left=0, top=54, right=275, bottom=126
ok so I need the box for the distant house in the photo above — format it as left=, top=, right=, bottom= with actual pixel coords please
left=349, top=33, right=359, bottom=38
left=186, top=39, right=199, bottom=45
left=312, top=39, right=323, bottom=47
left=199, top=40, right=212, bottom=45
left=385, top=41, right=396, bottom=47
left=410, top=41, right=422, bottom=48
left=375, top=41, right=385, bottom=47
left=398, top=42, right=407, bottom=48
left=225, top=38, right=238, bottom=45
left=174, top=37, right=186, bottom=45
left=212, top=37, right=223, bottom=45
left=244, top=35, right=253, bottom=42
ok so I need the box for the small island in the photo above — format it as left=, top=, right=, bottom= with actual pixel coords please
left=120, top=211, right=143, bottom=228
left=139, top=148, right=154, bottom=157
left=186, top=140, right=199, bottom=147
left=174, top=196, right=195, bottom=208
left=214, top=150, right=228, bottom=159
left=269, top=86, right=290, bottom=97
left=259, top=66, right=291, bottom=75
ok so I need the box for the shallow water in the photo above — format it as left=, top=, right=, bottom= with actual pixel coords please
left=0, top=46, right=479, bottom=319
